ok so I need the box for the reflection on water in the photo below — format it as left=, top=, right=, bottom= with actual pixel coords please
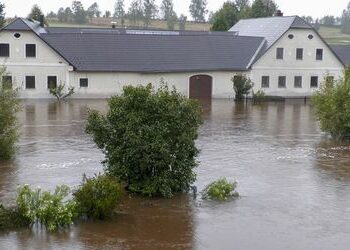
left=1, top=99, right=350, bottom=249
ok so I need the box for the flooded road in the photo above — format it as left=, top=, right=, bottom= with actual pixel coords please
left=1, top=99, right=350, bottom=249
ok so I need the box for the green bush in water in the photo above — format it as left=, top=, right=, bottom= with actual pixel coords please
left=312, top=69, right=350, bottom=139
left=86, top=84, right=202, bottom=197
left=202, top=178, right=239, bottom=201
left=73, top=174, right=123, bottom=220
left=0, top=204, right=30, bottom=231
left=253, top=89, right=266, bottom=103
left=16, top=185, right=77, bottom=232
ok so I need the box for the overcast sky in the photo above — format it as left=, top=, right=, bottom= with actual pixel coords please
left=2, top=0, right=350, bottom=20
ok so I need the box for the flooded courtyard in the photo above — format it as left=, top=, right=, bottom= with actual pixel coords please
left=1, top=99, right=350, bottom=249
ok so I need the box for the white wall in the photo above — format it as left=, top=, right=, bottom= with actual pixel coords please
left=251, top=28, right=344, bottom=97
left=0, top=30, right=70, bottom=98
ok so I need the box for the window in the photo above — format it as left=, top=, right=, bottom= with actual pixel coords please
left=80, top=78, right=88, bottom=88
left=294, top=76, right=302, bottom=88
left=310, top=76, right=318, bottom=88
left=316, top=49, right=323, bottom=60
left=26, top=44, right=36, bottom=57
left=261, top=76, right=269, bottom=88
left=2, top=75, right=12, bottom=89
left=278, top=76, right=286, bottom=88
left=308, top=34, right=314, bottom=39
left=25, top=76, right=35, bottom=89
left=47, top=76, right=57, bottom=89
left=296, top=48, right=303, bottom=60
left=288, top=34, right=294, bottom=39
left=14, top=33, right=21, bottom=38
left=0, top=43, right=9, bottom=57
left=276, top=48, right=284, bottom=60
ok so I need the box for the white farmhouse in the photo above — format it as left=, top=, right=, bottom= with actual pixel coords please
left=0, top=15, right=347, bottom=99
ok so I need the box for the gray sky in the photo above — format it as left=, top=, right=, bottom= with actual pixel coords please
left=2, top=0, right=350, bottom=20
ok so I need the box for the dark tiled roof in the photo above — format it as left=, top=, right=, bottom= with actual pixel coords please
left=3, top=18, right=46, bottom=34
left=40, top=32, right=264, bottom=72
left=331, top=45, right=350, bottom=66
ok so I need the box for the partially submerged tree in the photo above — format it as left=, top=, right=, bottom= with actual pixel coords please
left=0, top=68, right=21, bottom=160
left=49, top=84, right=75, bottom=101
left=312, top=70, right=350, bottom=139
left=86, top=84, right=202, bottom=197
left=232, top=74, right=253, bottom=101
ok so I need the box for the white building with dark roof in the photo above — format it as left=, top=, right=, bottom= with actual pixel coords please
left=0, top=15, right=347, bottom=99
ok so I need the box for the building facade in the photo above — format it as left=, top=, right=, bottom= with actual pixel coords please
left=0, top=16, right=347, bottom=99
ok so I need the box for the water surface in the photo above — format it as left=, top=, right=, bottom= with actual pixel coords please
left=1, top=99, right=350, bottom=249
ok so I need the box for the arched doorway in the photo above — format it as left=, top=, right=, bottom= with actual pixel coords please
left=189, top=75, right=213, bottom=99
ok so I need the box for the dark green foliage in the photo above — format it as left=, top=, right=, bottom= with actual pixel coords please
left=312, top=69, right=350, bottom=139
left=86, top=84, right=202, bottom=197
left=16, top=185, right=77, bottom=232
left=74, top=174, right=123, bottom=220
left=232, top=74, right=253, bottom=101
left=0, top=204, right=30, bottom=231
left=72, top=1, right=87, bottom=24
left=252, top=89, right=266, bottom=103
left=28, top=4, right=46, bottom=24
left=202, top=178, right=239, bottom=201
left=250, top=0, right=277, bottom=18
left=143, top=0, right=158, bottom=27
left=189, top=0, right=208, bottom=22
left=211, top=2, right=238, bottom=31
left=0, top=2, right=5, bottom=28
left=0, top=69, right=21, bottom=160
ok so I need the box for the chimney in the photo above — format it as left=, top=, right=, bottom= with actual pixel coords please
left=275, top=10, right=283, bottom=17
left=39, top=15, right=45, bottom=27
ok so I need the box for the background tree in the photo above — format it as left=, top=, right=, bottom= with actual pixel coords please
left=0, top=68, right=21, bottom=160
left=320, top=15, right=336, bottom=26
left=87, top=2, right=101, bottom=19
left=143, top=0, right=158, bottom=27
left=211, top=2, right=239, bottom=31
left=86, top=84, right=202, bottom=197
left=47, top=11, right=57, bottom=18
left=103, top=10, right=111, bottom=18
left=114, top=0, right=126, bottom=26
left=0, top=2, right=5, bottom=28
left=342, top=3, right=350, bottom=34
left=301, top=15, right=314, bottom=24
left=232, top=74, right=253, bottom=101
left=235, top=0, right=251, bottom=19
left=161, top=0, right=177, bottom=30
left=179, top=14, right=187, bottom=30
left=189, top=0, right=208, bottom=22
left=250, top=0, right=277, bottom=18
left=72, top=1, right=87, bottom=24
left=128, top=0, right=143, bottom=26
left=64, top=7, right=74, bottom=22
left=57, top=7, right=65, bottom=22
left=28, top=4, right=44, bottom=22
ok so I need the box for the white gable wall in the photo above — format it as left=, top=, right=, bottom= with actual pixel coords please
left=0, top=30, right=71, bottom=98
left=250, top=28, right=344, bottom=97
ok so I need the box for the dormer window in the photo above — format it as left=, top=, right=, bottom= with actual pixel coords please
left=26, top=44, right=36, bottom=58
left=276, top=48, right=284, bottom=59
left=0, top=43, right=9, bottom=57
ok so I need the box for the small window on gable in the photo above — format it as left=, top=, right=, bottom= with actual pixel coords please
left=25, top=76, right=35, bottom=89
left=310, top=76, right=318, bottom=88
left=288, top=34, right=294, bottom=39
left=316, top=49, right=323, bottom=60
left=80, top=78, right=88, bottom=88
left=2, top=75, right=12, bottom=89
left=308, top=34, right=314, bottom=39
left=278, top=76, right=286, bottom=88
left=261, top=76, right=269, bottom=88
left=26, top=44, right=36, bottom=58
left=276, top=48, right=284, bottom=59
left=14, top=33, right=21, bottom=38
left=296, top=48, right=303, bottom=60
left=0, top=43, right=9, bottom=57
left=294, top=76, right=302, bottom=88
left=47, top=76, right=57, bottom=89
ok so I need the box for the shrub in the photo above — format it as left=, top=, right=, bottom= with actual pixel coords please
left=232, top=74, right=253, bottom=101
left=253, top=89, right=266, bottom=103
left=202, top=178, right=239, bottom=201
left=86, top=84, right=202, bottom=197
left=73, top=174, right=123, bottom=220
left=0, top=68, right=21, bottom=160
left=49, top=84, right=75, bottom=101
left=16, top=185, right=77, bottom=232
left=312, top=70, right=350, bottom=139
left=0, top=204, right=30, bottom=231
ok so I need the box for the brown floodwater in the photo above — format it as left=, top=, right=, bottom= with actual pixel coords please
left=1, top=99, right=350, bottom=249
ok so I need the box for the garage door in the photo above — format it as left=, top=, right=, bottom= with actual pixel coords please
left=189, top=75, right=212, bottom=99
